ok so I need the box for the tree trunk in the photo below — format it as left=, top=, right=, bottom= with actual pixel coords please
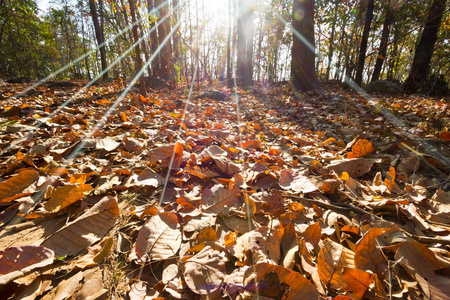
left=88, top=0, right=108, bottom=80
left=404, top=0, right=447, bottom=91
left=326, top=3, right=338, bottom=81
left=290, top=0, right=319, bottom=92
left=236, top=0, right=253, bottom=86
left=128, top=0, right=146, bottom=96
left=226, top=0, right=232, bottom=81
left=355, top=0, right=374, bottom=86
left=371, top=0, right=395, bottom=82
left=156, top=0, right=173, bottom=81
left=148, top=0, right=160, bottom=76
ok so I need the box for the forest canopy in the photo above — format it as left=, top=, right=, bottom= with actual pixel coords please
left=0, top=0, right=449, bottom=92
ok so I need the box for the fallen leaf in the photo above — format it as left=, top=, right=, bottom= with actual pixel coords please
left=41, top=196, right=119, bottom=257
left=395, top=241, right=450, bottom=299
left=0, top=170, right=40, bottom=203
left=342, top=267, right=373, bottom=298
left=243, top=262, right=319, bottom=299
left=134, top=212, right=181, bottom=262
left=0, top=245, right=54, bottom=285
left=181, top=246, right=225, bottom=295
left=43, top=184, right=93, bottom=213
left=53, top=271, right=83, bottom=300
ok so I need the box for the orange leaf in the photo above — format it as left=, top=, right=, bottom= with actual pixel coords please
left=342, top=268, right=373, bottom=299
left=354, top=228, right=389, bottom=278
left=0, top=170, right=40, bottom=204
left=197, top=228, right=217, bottom=244
left=347, top=139, right=373, bottom=158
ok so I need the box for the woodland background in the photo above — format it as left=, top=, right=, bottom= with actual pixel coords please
left=1, top=0, right=449, bottom=93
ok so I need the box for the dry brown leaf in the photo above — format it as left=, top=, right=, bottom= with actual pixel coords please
left=201, top=184, right=241, bottom=214
left=53, top=271, right=83, bottom=300
left=0, top=245, right=54, bottom=285
left=354, top=228, right=390, bottom=278
left=134, top=212, right=181, bottom=262
left=180, top=246, right=225, bottom=295
left=317, top=238, right=355, bottom=291
left=395, top=241, right=450, bottom=299
left=75, top=278, right=108, bottom=300
left=342, top=268, right=373, bottom=299
left=326, top=158, right=378, bottom=178
left=41, top=196, right=119, bottom=257
left=0, top=170, right=40, bottom=203
left=243, top=262, right=319, bottom=299
left=74, top=237, right=113, bottom=269
left=279, top=169, right=318, bottom=193
left=43, top=184, right=93, bottom=213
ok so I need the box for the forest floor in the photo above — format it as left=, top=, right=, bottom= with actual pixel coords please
left=0, top=80, right=449, bottom=300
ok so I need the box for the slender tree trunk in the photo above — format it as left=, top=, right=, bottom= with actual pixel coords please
left=387, top=23, right=399, bottom=80
left=404, top=0, right=447, bottom=91
left=226, top=0, right=232, bottom=81
left=291, top=0, right=319, bottom=92
left=355, top=0, right=374, bottom=86
left=88, top=0, right=108, bottom=79
left=236, top=0, right=253, bottom=86
left=149, top=0, right=160, bottom=76
left=128, top=0, right=146, bottom=96
left=371, top=0, right=395, bottom=81
left=326, top=3, right=338, bottom=81
left=172, top=0, right=179, bottom=86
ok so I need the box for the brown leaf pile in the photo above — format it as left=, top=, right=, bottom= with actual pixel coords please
left=0, top=81, right=449, bottom=299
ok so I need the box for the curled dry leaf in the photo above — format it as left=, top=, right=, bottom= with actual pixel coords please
left=0, top=245, right=54, bottom=285
left=180, top=246, right=226, bottom=295
left=41, top=196, right=119, bottom=257
left=134, top=212, right=181, bottom=262
left=0, top=169, right=40, bottom=203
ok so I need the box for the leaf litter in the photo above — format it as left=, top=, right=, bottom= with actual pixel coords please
left=0, top=80, right=449, bottom=299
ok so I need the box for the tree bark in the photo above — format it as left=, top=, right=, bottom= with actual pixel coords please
left=226, top=0, right=232, bottom=81
left=157, top=0, right=173, bottom=81
left=371, top=0, right=395, bottom=82
left=290, top=0, right=319, bottom=92
left=326, top=3, right=338, bottom=81
left=128, top=0, right=146, bottom=96
left=404, top=0, right=447, bottom=91
left=355, top=0, right=374, bottom=86
left=88, top=0, right=108, bottom=80
left=236, top=0, right=254, bottom=86
left=148, top=0, right=160, bottom=76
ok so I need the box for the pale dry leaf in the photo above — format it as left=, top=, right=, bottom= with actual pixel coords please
left=53, top=271, right=83, bottom=300
left=279, top=169, right=318, bottom=193
left=134, top=212, right=181, bottom=262
left=41, top=196, right=119, bottom=257
left=180, top=246, right=226, bottom=295
left=201, top=184, right=241, bottom=214
left=395, top=241, right=450, bottom=299
left=326, top=158, right=378, bottom=178
left=75, top=278, right=108, bottom=300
